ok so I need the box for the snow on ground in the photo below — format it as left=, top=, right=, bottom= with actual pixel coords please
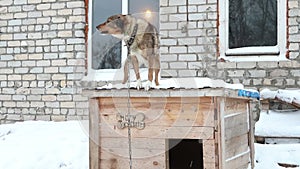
left=0, top=121, right=89, bottom=169
left=1, top=108, right=300, bottom=169
left=255, top=110, right=300, bottom=137
left=254, top=110, right=300, bottom=169
left=255, top=143, right=300, bottom=169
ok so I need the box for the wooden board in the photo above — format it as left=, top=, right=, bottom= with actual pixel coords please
left=89, top=99, right=100, bottom=169
left=223, top=98, right=248, bottom=116
left=98, top=97, right=215, bottom=128
left=225, top=151, right=250, bottom=169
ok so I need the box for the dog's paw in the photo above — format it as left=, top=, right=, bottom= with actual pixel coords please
left=144, top=80, right=152, bottom=91
left=136, top=79, right=142, bottom=90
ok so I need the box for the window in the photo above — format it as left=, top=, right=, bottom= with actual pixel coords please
left=219, top=0, right=287, bottom=61
left=86, top=0, right=159, bottom=80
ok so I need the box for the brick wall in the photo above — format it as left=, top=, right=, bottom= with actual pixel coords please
left=160, top=0, right=300, bottom=90
left=0, top=0, right=88, bottom=123
left=1, top=0, right=299, bottom=123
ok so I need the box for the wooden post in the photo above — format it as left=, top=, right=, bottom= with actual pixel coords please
left=89, top=98, right=99, bottom=169
left=248, top=101, right=255, bottom=169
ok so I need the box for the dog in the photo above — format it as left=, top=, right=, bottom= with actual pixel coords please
left=96, top=14, right=160, bottom=90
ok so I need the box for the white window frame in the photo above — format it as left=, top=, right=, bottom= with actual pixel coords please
left=85, top=0, right=129, bottom=81
left=219, top=0, right=288, bottom=62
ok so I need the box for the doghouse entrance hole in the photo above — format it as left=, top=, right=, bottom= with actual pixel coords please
left=168, top=139, right=203, bottom=169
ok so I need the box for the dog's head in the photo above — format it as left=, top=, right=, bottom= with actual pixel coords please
left=96, top=14, right=128, bottom=36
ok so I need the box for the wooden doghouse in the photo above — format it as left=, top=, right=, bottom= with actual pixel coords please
left=84, top=82, right=255, bottom=169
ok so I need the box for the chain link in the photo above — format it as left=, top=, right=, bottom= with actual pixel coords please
left=126, top=45, right=133, bottom=169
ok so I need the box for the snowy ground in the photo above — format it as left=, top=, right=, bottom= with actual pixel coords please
left=0, top=117, right=300, bottom=169
left=0, top=121, right=89, bottom=169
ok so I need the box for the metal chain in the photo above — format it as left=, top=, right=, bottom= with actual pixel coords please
left=126, top=46, right=133, bottom=169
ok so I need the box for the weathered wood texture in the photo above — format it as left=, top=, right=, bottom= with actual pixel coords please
left=223, top=98, right=252, bottom=169
left=89, top=95, right=254, bottom=169
left=89, top=99, right=100, bottom=169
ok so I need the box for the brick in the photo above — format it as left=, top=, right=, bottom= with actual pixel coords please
left=257, top=62, right=278, bottom=68
left=178, top=54, right=197, bottom=61
left=28, top=11, right=42, bottom=18
left=51, top=115, right=66, bottom=121
left=14, top=12, right=27, bottom=19
left=248, top=70, right=266, bottom=77
left=61, top=102, right=75, bottom=108
left=67, top=16, right=85, bottom=22
left=52, top=74, right=66, bottom=80
left=160, top=7, right=177, bottom=14
left=37, top=3, right=51, bottom=10
left=227, top=70, right=245, bottom=77
left=52, top=3, right=66, bottom=9
left=36, top=115, right=51, bottom=121
left=30, top=67, right=43, bottom=73
left=291, top=70, right=300, bottom=77
left=23, top=74, right=36, bottom=80
left=52, top=59, right=66, bottom=66
left=37, top=74, right=51, bottom=80
left=43, top=10, right=57, bottom=16
left=8, top=75, right=21, bottom=80
left=270, top=69, right=289, bottom=77
left=170, top=46, right=187, bottom=53
left=237, top=62, right=256, bottom=69
left=42, top=95, right=56, bottom=101
left=170, top=62, right=187, bottom=69
left=14, top=0, right=26, bottom=5
left=169, top=0, right=186, bottom=5
left=15, top=68, right=29, bottom=74
left=178, top=70, right=197, bottom=77
left=58, top=9, right=72, bottom=15
left=37, top=17, right=51, bottom=24
left=23, top=5, right=36, bottom=11
left=67, top=1, right=84, bottom=8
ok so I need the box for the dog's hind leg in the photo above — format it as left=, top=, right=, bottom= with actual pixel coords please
left=154, top=69, right=160, bottom=86
left=131, top=55, right=142, bottom=90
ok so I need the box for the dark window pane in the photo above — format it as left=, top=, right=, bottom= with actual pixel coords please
left=229, top=0, right=277, bottom=49
left=92, top=0, right=122, bottom=69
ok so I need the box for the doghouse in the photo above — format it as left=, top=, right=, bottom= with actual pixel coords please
left=83, top=78, right=256, bottom=169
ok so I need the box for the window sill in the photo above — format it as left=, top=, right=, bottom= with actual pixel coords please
left=219, top=53, right=289, bottom=62
left=82, top=68, right=150, bottom=82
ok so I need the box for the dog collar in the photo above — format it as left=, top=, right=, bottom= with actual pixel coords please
left=126, top=24, right=138, bottom=48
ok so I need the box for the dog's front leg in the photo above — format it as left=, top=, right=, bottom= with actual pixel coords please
left=131, top=55, right=142, bottom=90
left=122, top=59, right=129, bottom=84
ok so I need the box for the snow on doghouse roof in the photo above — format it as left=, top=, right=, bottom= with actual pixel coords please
left=96, top=77, right=244, bottom=90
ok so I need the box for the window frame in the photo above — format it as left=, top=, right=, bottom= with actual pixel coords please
left=86, top=0, right=129, bottom=81
left=218, top=0, right=288, bottom=62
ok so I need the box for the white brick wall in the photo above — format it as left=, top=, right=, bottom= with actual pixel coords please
left=0, top=0, right=88, bottom=123
left=160, top=0, right=300, bottom=89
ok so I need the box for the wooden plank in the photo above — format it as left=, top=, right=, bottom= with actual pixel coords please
left=100, top=137, right=165, bottom=150
left=203, top=139, right=216, bottom=163
left=99, top=97, right=213, bottom=105
left=217, top=97, right=226, bottom=169
left=100, top=122, right=215, bottom=139
left=224, top=98, right=248, bottom=116
left=99, top=103, right=215, bottom=127
left=89, top=99, right=100, bottom=169
left=225, top=121, right=249, bottom=140
left=225, top=151, right=250, bottom=169
left=224, top=112, right=248, bottom=130
left=225, top=134, right=249, bottom=159
left=100, top=152, right=165, bottom=169
left=248, top=102, right=255, bottom=169
left=100, top=147, right=165, bottom=159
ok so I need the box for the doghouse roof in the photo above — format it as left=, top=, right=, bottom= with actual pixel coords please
left=81, top=77, right=260, bottom=99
